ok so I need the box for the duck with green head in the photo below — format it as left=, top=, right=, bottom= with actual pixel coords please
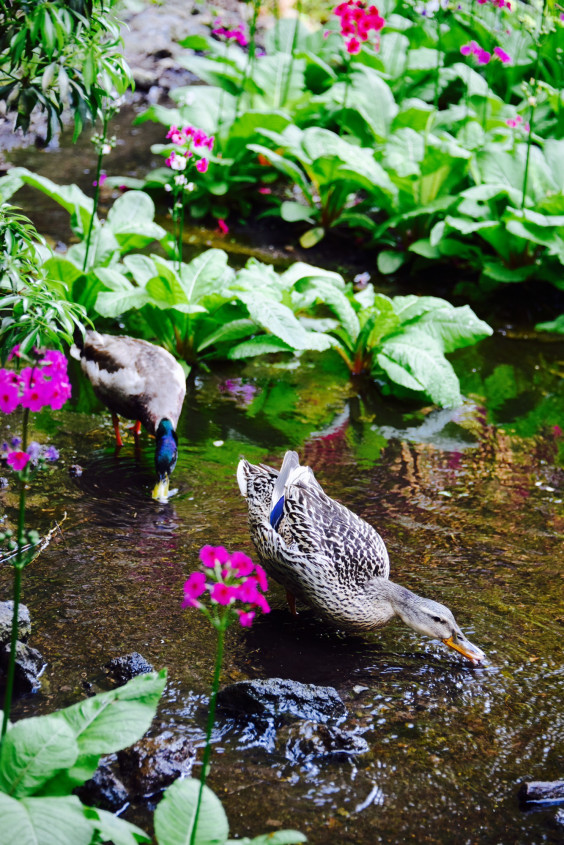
left=238, top=451, right=485, bottom=663
left=75, top=331, right=186, bottom=501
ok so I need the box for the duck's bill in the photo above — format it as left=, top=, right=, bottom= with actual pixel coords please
left=443, top=636, right=485, bottom=663
left=152, top=477, right=170, bottom=502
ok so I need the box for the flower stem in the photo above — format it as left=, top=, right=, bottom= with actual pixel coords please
left=1, top=408, right=29, bottom=744
left=236, top=0, right=260, bottom=118
left=521, top=0, right=547, bottom=210
left=433, top=11, right=443, bottom=113
left=83, top=110, right=109, bottom=272
left=281, top=0, right=302, bottom=108
left=190, top=623, right=225, bottom=845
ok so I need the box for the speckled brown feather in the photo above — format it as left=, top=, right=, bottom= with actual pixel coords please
left=238, top=455, right=391, bottom=630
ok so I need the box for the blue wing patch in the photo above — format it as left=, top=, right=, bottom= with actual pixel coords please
left=269, top=495, right=285, bottom=530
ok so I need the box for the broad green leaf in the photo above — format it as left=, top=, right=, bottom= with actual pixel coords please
left=377, top=330, right=462, bottom=407
left=181, top=249, right=232, bottom=303
left=227, top=833, right=307, bottom=845
left=296, top=278, right=360, bottom=342
left=95, top=288, right=151, bottom=318
left=392, top=296, right=493, bottom=352
left=248, top=143, right=314, bottom=203
left=280, top=201, right=315, bottom=224
left=57, top=670, right=167, bottom=756
left=228, top=335, right=293, bottom=359
left=377, top=250, right=407, bottom=275
left=0, top=714, right=78, bottom=797
left=84, top=806, right=151, bottom=845
left=536, top=314, right=564, bottom=333
left=236, top=292, right=318, bottom=350
left=0, top=794, right=92, bottom=845
left=154, top=777, right=229, bottom=845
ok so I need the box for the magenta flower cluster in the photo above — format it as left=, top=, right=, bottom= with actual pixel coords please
left=211, top=19, right=248, bottom=47
left=0, top=348, right=70, bottom=472
left=183, top=545, right=270, bottom=628
left=334, top=0, right=385, bottom=55
left=506, top=114, right=530, bottom=131
left=477, top=0, right=511, bottom=7
left=0, top=349, right=71, bottom=416
left=460, top=41, right=511, bottom=65
left=165, top=125, right=215, bottom=175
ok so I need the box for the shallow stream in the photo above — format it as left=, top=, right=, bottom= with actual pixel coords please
left=1, top=107, right=563, bottom=845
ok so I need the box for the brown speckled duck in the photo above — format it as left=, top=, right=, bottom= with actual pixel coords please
left=237, top=451, right=485, bottom=662
left=75, top=331, right=186, bottom=500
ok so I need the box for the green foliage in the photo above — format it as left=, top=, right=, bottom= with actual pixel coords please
left=0, top=204, right=87, bottom=357
left=0, top=0, right=133, bottom=141
left=0, top=671, right=166, bottom=845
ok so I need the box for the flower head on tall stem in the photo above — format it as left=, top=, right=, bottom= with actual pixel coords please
left=334, top=1, right=385, bottom=54
left=211, top=19, right=249, bottom=47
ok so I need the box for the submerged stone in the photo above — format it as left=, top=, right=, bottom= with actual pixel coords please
left=0, top=601, right=31, bottom=645
left=75, top=757, right=129, bottom=812
left=0, top=641, right=45, bottom=693
left=105, top=652, right=155, bottom=685
left=117, top=731, right=195, bottom=796
left=217, top=678, right=347, bottom=723
left=281, top=720, right=370, bottom=762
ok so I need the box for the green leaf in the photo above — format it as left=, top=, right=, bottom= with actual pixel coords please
left=299, top=227, right=325, bottom=248
left=536, top=314, right=564, bottom=334
left=228, top=335, right=293, bottom=359
left=0, top=714, right=78, bottom=798
left=377, top=330, right=463, bottom=407
left=154, top=777, right=229, bottom=845
left=0, top=793, right=93, bottom=845
left=377, top=250, right=407, bottom=275
left=227, top=833, right=307, bottom=845
left=56, top=670, right=167, bottom=757
left=84, top=805, right=151, bottom=845
left=237, top=292, right=330, bottom=351
left=280, top=202, right=315, bottom=224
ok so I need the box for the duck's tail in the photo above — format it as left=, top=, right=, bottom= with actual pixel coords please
left=269, top=451, right=300, bottom=529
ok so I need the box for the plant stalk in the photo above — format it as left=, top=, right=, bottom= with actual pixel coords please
left=1, top=407, right=29, bottom=744
left=281, top=0, right=302, bottom=108
left=83, top=110, right=109, bottom=272
left=236, top=0, right=260, bottom=118
left=190, top=622, right=225, bottom=845
left=521, top=0, right=547, bottom=209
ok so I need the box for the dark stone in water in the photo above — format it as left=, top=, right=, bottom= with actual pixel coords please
left=217, top=678, right=347, bottom=724
left=280, top=720, right=370, bottom=763
left=0, top=641, right=45, bottom=693
left=105, top=652, right=154, bottom=685
left=117, top=732, right=195, bottom=797
left=75, top=756, right=129, bottom=811
left=0, top=601, right=31, bottom=645
left=519, top=780, right=564, bottom=805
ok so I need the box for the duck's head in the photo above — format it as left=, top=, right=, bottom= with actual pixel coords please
left=388, top=584, right=485, bottom=663
left=152, top=419, right=178, bottom=501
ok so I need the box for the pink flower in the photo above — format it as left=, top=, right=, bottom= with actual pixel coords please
left=258, top=187, right=272, bottom=195
left=230, top=551, right=254, bottom=576
left=7, top=451, right=30, bottom=471
left=182, top=571, right=207, bottom=608
left=21, top=380, right=52, bottom=412
left=0, top=382, right=19, bottom=414
left=210, top=582, right=237, bottom=605
left=216, top=218, right=229, bottom=235
left=477, top=49, right=491, bottom=64
left=200, top=545, right=230, bottom=568
left=7, top=345, right=20, bottom=361
left=506, top=118, right=517, bottom=128
left=195, top=158, right=209, bottom=173
left=166, top=125, right=184, bottom=145
left=93, top=172, right=107, bottom=187
left=238, top=610, right=256, bottom=627
left=347, top=37, right=361, bottom=54
left=254, top=564, right=268, bottom=592
left=493, top=46, right=511, bottom=63
left=460, top=44, right=472, bottom=56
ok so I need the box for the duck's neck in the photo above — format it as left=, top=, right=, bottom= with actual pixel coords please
left=363, top=578, right=425, bottom=628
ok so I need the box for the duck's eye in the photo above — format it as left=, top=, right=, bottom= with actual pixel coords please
left=432, top=616, right=445, bottom=624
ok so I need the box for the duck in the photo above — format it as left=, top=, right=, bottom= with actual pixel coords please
left=74, top=330, right=186, bottom=501
left=237, top=451, right=485, bottom=663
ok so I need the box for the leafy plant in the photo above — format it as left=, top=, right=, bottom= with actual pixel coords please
left=0, top=0, right=133, bottom=141
left=0, top=204, right=87, bottom=357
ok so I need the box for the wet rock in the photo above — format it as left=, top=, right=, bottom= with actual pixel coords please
left=556, top=809, right=564, bottom=826
left=0, top=641, right=45, bottom=693
left=117, top=732, right=195, bottom=796
left=68, top=464, right=83, bottom=478
left=0, top=601, right=31, bottom=645
left=518, top=780, right=564, bottom=805
left=280, top=721, right=370, bottom=763
left=75, top=757, right=129, bottom=812
left=105, top=652, right=154, bottom=685
left=217, top=678, right=347, bottom=724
